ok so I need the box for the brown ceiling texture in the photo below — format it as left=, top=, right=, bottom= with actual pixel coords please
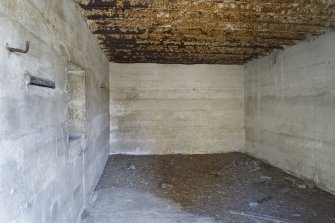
left=77, top=0, right=335, bottom=64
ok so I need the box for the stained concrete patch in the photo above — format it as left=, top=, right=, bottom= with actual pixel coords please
left=83, top=153, right=335, bottom=223
left=80, top=188, right=218, bottom=223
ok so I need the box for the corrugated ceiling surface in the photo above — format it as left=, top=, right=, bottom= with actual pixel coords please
left=77, top=0, right=335, bottom=64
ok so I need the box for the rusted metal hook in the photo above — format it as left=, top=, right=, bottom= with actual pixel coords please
left=6, top=41, right=30, bottom=53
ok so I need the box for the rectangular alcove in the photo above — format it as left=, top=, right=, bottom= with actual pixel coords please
left=67, top=63, right=86, bottom=146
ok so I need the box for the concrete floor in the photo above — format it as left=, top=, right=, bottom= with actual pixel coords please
left=80, top=153, right=335, bottom=223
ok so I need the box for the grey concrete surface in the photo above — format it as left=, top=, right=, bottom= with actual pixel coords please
left=244, top=31, right=335, bottom=195
left=81, top=153, right=335, bottom=223
left=80, top=188, right=218, bottom=223
left=1, top=0, right=335, bottom=222
left=0, top=0, right=109, bottom=222
left=110, top=63, right=244, bottom=154
left=68, top=69, right=86, bottom=135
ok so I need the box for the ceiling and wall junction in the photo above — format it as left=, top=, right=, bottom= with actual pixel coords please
left=77, top=0, right=335, bottom=64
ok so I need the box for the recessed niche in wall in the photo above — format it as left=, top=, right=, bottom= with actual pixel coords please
left=66, top=62, right=86, bottom=142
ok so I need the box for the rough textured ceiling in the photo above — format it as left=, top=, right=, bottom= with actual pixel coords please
left=77, top=0, right=335, bottom=64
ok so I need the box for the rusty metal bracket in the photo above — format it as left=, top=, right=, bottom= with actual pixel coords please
left=24, top=73, right=55, bottom=89
left=6, top=41, right=30, bottom=53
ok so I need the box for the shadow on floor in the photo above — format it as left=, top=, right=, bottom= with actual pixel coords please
left=81, top=152, right=335, bottom=223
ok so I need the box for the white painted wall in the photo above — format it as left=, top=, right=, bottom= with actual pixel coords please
left=245, top=31, right=335, bottom=194
left=110, top=63, right=244, bottom=154
left=0, top=1, right=109, bottom=222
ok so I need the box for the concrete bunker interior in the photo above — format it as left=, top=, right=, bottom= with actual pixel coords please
left=0, top=1, right=335, bottom=223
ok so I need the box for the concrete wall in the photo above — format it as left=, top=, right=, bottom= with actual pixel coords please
left=245, top=32, right=335, bottom=194
left=0, top=1, right=110, bottom=223
left=110, top=63, right=244, bottom=154
left=68, top=70, right=86, bottom=134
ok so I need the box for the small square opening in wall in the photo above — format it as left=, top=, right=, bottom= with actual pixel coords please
left=66, top=63, right=86, bottom=142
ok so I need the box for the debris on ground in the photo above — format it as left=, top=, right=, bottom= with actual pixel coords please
left=127, top=164, right=136, bottom=170
left=291, top=214, right=302, bottom=217
left=249, top=202, right=259, bottom=207
left=249, top=194, right=273, bottom=208
left=297, top=184, right=307, bottom=189
left=159, top=182, right=173, bottom=189
left=247, top=161, right=261, bottom=172
left=285, top=177, right=315, bottom=190
left=256, top=195, right=273, bottom=204
left=229, top=211, right=304, bottom=223
left=238, top=160, right=262, bottom=172
left=215, top=170, right=226, bottom=177
left=303, top=180, right=316, bottom=189
left=94, top=152, right=335, bottom=223
left=285, top=177, right=297, bottom=185
left=259, top=176, right=272, bottom=183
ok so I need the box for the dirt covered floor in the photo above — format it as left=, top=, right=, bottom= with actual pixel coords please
left=81, top=152, right=335, bottom=223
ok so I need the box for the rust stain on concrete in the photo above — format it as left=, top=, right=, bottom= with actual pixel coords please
left=76, top=0, right=335, bottom=64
